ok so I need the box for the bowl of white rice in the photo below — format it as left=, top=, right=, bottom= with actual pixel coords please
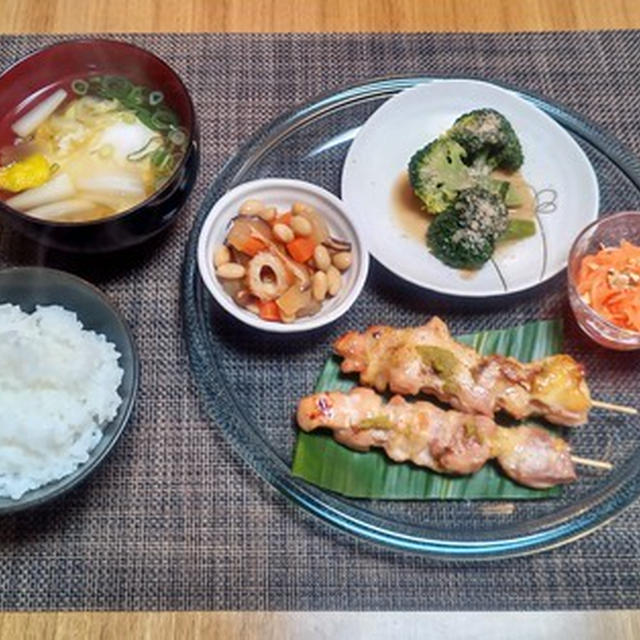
left=0, top=267, right=139, bottom=514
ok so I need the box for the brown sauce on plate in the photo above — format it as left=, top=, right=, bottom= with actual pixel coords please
left=391, top=169, right=536, bottom=248
left=391, top=171, right=429, bottom=241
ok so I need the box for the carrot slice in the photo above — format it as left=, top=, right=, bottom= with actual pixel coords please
left=286, top=236, right=316, bottom=263
left=240, top=236, right=267, bottom=257
left=257, top=300, right=281, bottom=322
left=272, top=212, right=293, bottom=227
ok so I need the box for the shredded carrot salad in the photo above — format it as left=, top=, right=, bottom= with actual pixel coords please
left=576, top=240, right=640, bottom=332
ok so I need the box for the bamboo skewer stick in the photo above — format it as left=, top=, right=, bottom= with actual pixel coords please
left=571, top=455, right=614, bottom=471
left=592, top=400, right=637, bottom=415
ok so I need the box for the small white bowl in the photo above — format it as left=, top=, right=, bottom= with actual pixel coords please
left=197, top=178, right=369, bottom=333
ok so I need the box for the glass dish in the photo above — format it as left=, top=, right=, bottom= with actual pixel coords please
left=568, top=211, right=640, bottom=350
left=182, top=76, right=640, bottom=559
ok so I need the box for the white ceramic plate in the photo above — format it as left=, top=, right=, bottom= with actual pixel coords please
left=197, top=178, right=369, bottom=333
left=341, top=79, right=599, bottom=297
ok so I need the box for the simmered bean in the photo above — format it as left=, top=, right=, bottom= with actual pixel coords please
left=258, top=207, right=277, bottom=222
left=327, top=265, right=341, bottom=296
left=332, top=251, right=352, bottom=271
left=313, top=244, right=331, bottom=271
left=214, top=245, right=231, bottom=268
left=273, top=223, right=295, bottom=243
left=292, top=201, right=313, bottom=215
left=291, top=215, right=313, bottom=237
left=216, top=262, right=246, bottom=279
left=312, top=271, right=328, bottom=302
left=217, top=196, right=355, bottom=324
left=239, top=199, right=265, bottom=216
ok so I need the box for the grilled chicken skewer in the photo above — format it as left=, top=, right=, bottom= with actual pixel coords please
left=297, top=387, right=577, bottom=489
left=334, top=317, right=592, bottom=427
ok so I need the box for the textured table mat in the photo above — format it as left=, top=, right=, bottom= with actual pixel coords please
left=1, top=31, right=640, bottom=611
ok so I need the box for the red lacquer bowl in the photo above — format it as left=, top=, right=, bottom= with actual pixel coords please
left=0, top=39, right=199, bottom=253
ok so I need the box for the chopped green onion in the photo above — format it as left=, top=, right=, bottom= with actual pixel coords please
left=149, top=91, right=164, bottom=106
left=74, top=74, right=187, bottom=171
left=168, top=128, right=187, bottom=147
left=101, top=76, right=133, bottom=100
left=127, top=136, right=163, bottom=162
left=150, top=107, right=179, bottom=131
left=151, top=148, right=175, bottom=173
left=154, top=175, right=169, bottom=191
left=151, top=148, right=169, bottom=167
left=135, top=108, right=156, bottom=130
left=87, top=75, right=103, bottom=88
left=160, top=154, right=175, bottom=172
left=126, top=86, right=147, bottom=108
left=71, top=79, right=89, bottom=95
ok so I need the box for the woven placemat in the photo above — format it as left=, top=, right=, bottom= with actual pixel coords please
left=1, top=31, right=640, bottom=611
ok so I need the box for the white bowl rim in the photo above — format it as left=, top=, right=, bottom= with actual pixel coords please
left=196, top=178, right=370, bottom=333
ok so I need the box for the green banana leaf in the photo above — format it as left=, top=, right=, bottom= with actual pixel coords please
left=291, top=319, right=563, bottom=500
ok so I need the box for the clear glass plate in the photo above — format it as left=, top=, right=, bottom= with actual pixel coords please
left=182, top=76, right=640, bottom=559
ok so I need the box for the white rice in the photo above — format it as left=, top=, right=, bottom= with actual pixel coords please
left=0, top=303, right=124, bottom=500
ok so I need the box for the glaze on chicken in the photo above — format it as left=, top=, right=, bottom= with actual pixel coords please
left=333, top=317, right=591, bottom=426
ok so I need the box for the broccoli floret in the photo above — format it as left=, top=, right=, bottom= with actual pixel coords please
left=426, top=187, right=508, bottom=270
left=408, top=137, right=472, bottom=214
left=448, top=108, right=524, bottom=172
left=495, top=138, right=524, bottom=172
left=450, top=186, right=509, bottom=242
left=427, top=210, right=494, bottom=269
left=467, top=160, right=512, bottom=202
